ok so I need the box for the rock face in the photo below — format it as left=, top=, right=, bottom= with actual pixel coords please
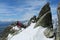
left=34, top=3, right=53, bottom=28
left=34, top=2, right=54, bottom=38
left=44, top=28, right=54, bottom=38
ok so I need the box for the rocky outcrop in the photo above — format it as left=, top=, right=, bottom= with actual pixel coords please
left=44, top=28, right=54, bottom=38
left=34, top=2, right=53, bottom=28
left=0, top=21, right=28, bottom=40
left=34, top=2, right=54, bottom=38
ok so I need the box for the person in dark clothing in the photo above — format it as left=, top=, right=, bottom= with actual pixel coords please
left=31, top=15, right=36, bottom=23
left=16, top=21, right=26, bottom=28
left=28, top=15, right=37, bottom=26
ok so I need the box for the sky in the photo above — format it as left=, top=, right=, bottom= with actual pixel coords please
left=0, top=0, right=59, bottom=21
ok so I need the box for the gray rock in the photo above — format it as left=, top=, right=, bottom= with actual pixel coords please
left=34, top=3, right=53, bottom=28
left=44, top=28, right=54, bottom=38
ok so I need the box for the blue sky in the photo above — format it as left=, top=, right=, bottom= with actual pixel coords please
left=0, top=0, right=59, bottom=21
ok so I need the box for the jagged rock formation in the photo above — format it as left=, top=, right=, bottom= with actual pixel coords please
left=34, top=3, right=54, bottom=38
left=34, top=2, right=53, bottom=28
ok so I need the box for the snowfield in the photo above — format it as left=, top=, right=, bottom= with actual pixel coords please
left=8, top=23, right=54, bottom=40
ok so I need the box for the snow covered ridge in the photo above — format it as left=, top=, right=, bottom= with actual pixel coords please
left=7, top=26, right=24, bottom=40
left=7, top=23, right=54, bottom=40
left=0, top=21, right=26, bottom=40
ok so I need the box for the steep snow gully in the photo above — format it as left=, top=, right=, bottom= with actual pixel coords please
left=8, top=23, right=54, bottom=40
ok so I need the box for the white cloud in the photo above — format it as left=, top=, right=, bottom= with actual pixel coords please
left=21, top=13, right=36, bottom=21
left=0, top=3, right=17, bottom=17
left=51, top=6, right=58, bottom=20
left=0, top=0, right=48, bottom=21
left=16, top=0, right=47, bottom=21
left=0, top=18, right=18, bottom=22
left=26, top=0, right=47, bottom=6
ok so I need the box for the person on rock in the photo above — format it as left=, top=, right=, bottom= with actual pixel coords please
left=16, top=21, right=26, bottom=29
left=28, top=15, right=37, bottom=26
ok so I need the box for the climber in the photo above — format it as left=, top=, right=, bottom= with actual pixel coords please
left=28, top=15, right=37, bottom=26
left=31, top=15, right=36, bottom=23
left=16, top=21, right=26, bottom=29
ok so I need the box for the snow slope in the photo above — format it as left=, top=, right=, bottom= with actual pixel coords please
left=8, top=23, right=54, bottom=40
left=34, top=27, right=54, bottom=40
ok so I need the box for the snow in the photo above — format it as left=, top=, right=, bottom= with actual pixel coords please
left=8, top=22, right=54, bottom=40
left=12, top=26, right=20, bottom=30
left=7, top=34, right=13, bottom=40
left=34, top=27, right=54, bottom=40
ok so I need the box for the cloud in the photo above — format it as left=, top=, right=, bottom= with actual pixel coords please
left=0, top=0, right=48, bottom=21
left=0, top=3, right=17, bottom=15
left=0, top=18, right=18, bottom=22
left=16, top=0, right=48, bottom=20
left=20, top=12, right=36, bottom=21
left=50, top=6, right=58, bottom=20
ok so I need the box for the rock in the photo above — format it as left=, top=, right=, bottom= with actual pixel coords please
left=44, top=28, right=54, bottom=38
left=34, top=3, right=53, bottom=28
